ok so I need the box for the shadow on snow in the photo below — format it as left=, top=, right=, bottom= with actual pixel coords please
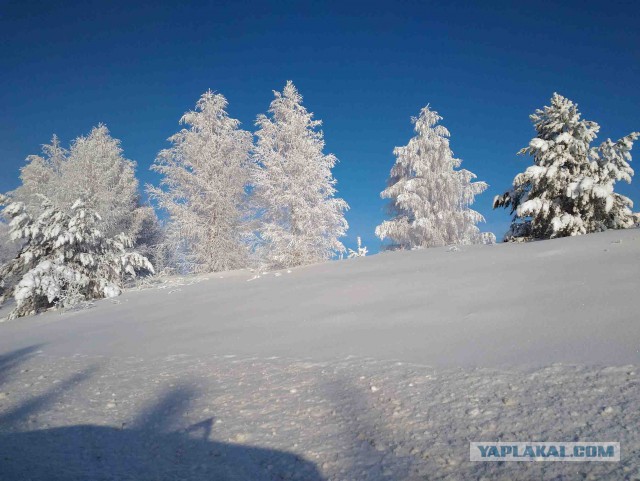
left=0, top=346, right=324, bottom=481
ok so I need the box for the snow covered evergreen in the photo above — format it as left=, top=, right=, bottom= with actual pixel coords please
left=494, top=93, right=640, bottom=240
left=376, top=105, right=494, bottom=249
left=148, top=90, right=253, bottom=274
left=252, top=81, right=349, bottom=268
left=0, top=195, right=153, bottom=319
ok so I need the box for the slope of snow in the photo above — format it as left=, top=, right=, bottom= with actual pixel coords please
left=0, top=229, right=639, bottom=480
left=1, top=228, right=639, bottom=367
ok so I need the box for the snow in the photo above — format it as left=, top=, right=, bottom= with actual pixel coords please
left=1, top=229, right=639, bottom=480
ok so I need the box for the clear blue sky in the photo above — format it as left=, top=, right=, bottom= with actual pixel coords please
left=1, top=0, right=639, bottom=252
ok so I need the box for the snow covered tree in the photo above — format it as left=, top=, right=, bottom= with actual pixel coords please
left=59, top=125, right=140, bottom=239
left=10, top=127, right=141, bottom=241
left=148, top=90, right=252, bottom=273
left=494, top=93, right=640, bottom=240
left=252, top=81, right=349, bottom=268
left=347, top=237, right=368, bottom=258
left=375, top=105, right=494, bottom=250
left=0, top=194, right=153, bottom=319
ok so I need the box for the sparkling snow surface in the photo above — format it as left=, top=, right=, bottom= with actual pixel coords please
left=1, top=229, right=639, bottom=480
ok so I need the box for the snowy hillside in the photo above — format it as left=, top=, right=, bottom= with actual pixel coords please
left=0, top=229, right=639, bottom=480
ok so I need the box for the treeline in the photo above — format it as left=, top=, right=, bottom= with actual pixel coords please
left=0, top=84, right=638, bottom=318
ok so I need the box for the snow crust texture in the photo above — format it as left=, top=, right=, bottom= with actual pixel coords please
left=0, top=352, right=638, bottom=480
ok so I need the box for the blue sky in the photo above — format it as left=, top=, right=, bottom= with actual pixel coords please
left=1, top=0, right=639, bottom=252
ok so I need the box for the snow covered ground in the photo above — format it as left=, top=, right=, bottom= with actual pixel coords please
left=0, top=229, right=639, bottom=480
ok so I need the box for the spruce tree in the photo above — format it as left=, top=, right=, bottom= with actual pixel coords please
left=0, top=195, right=153, bottom=319
left=494, top=93, right=639, bottom=240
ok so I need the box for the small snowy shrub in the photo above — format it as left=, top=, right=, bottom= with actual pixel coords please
left=494, top=93, right=640, bottom=241
left=0, top=195, right=153, bottom=319
left=347, top=237, right=368, bottom=258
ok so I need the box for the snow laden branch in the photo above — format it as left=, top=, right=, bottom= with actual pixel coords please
left=0, top=195, right=153, bottom=319
left=252, top=81, right=349, bottom=268
left=148, top=90, right=253, bottom=274
left=494, top=93, right=640, bottom=241
left=376, top=105, right=495, bottom=249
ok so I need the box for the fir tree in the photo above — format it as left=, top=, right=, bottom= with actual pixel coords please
left=148, top=90, right=252, bottom=273
left=376, top=105, right=494, bottom=249
left=252, top=81, right=349, bottom=268
left=494, top=93, right=639, bottom=240
left=0, top=195, right=153, bottom=319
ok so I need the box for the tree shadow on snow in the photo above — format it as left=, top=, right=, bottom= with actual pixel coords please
left=0, top=348, right=325, bottom=481
left=0, top=344, right=44, bottom=387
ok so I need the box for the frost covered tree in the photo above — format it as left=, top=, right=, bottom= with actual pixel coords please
left=59, top=125, right=140, bottom=238
left=148, top=90, right=252, bottom=273
left=0, top=194, right=153, bottom=319
left=494, top=93, right=640, bottom=240
left=375, top=105, right=495, bottom=250
left=253, top=81, right=349, bottom=268
left=10, top=126, right=141, bottom=240
left=347, top=237, right=368, bottom=258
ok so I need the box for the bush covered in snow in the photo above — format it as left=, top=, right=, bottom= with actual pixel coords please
left=0, top=195, right=153, bottom=319
left=494, top=93, right=640, bottom=241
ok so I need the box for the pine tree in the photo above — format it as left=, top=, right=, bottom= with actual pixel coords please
left=0, top=195, right=153, bottom=319
left=148, top=90, right=253, bottom=273
left=494, top=93, right=640, bottom=240
left=252, top=81, right=349, bottom=268
left=376, top=105, right=494, bottom=249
